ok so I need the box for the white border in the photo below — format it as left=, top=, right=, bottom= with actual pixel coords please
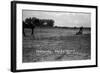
left=16, top=4, right=96, bottom=70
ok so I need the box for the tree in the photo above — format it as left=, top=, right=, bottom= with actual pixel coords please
left=23, top=17, right=55, bottom=36
left=23, top=17, right=35, bottom=36
left=47, top=19, right=54, bottom=27
left=40, top=19, right=54, bottom=27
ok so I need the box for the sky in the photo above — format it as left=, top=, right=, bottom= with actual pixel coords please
left=23, top=10, right=91, bottom=27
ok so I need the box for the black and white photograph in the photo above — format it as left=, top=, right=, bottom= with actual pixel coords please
left=22, top=10, right=91, bottom=62
left=11, top=1, right=97, bottom=72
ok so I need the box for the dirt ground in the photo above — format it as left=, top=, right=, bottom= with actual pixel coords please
left=23, top=27, right=91, bottom=62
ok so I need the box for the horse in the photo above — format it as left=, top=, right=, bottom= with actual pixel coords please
left=76, top=27, right=83, bottom=35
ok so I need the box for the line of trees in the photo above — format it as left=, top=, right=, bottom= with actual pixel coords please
left=23, top=17, right=55, bottom=36
left=23, top=17, right=54, bottom=27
